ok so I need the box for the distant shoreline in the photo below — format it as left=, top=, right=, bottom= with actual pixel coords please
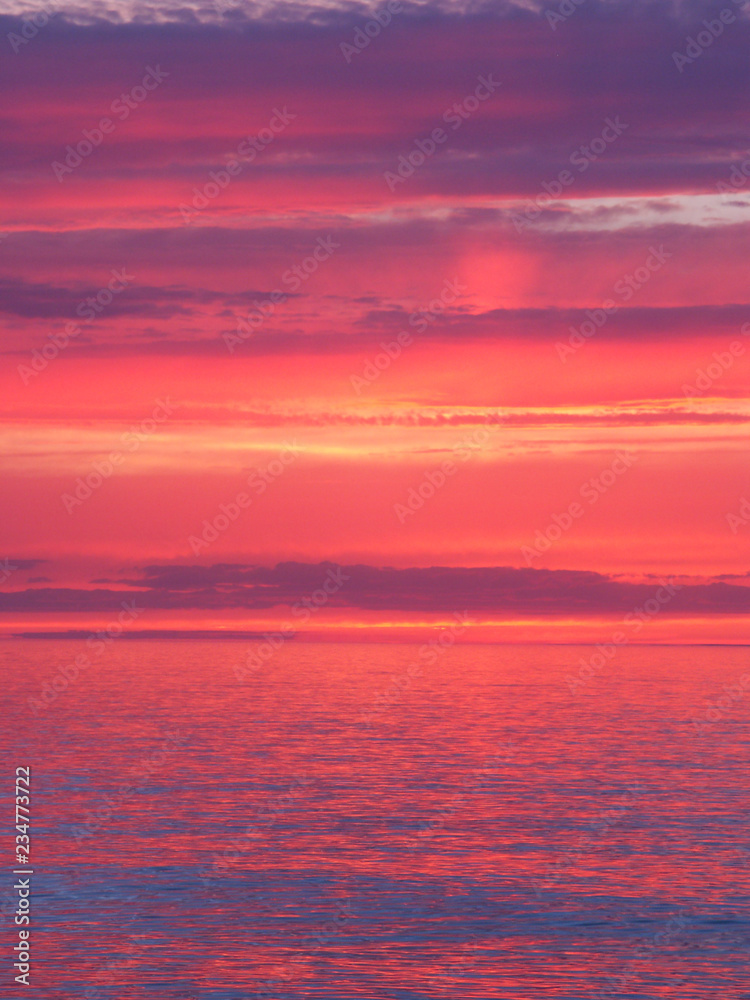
left=1, top=633, right=747, bottom=647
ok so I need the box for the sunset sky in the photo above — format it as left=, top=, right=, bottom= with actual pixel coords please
left=1, top=0, right=749, bottom=641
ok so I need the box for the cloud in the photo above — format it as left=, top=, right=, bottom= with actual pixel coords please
left=0, top=275, right=288, bottom=320
left=4, top=561, right=749, bottom=615
left=3, top=0, right=750, bottom=202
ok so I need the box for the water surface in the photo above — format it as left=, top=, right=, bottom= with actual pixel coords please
left=3, top=641, right=749, bottom=998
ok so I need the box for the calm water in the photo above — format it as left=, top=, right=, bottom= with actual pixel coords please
left=3, top=640, right=749, bottom=999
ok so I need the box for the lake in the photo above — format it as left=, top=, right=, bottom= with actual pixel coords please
left=4, top=640, right=749, bottom=998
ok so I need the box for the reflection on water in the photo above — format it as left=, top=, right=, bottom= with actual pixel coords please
left=4, top=640, right=749, bottom=998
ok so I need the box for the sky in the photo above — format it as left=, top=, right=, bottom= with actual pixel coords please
left=1, top=0, right=749, bottom=640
